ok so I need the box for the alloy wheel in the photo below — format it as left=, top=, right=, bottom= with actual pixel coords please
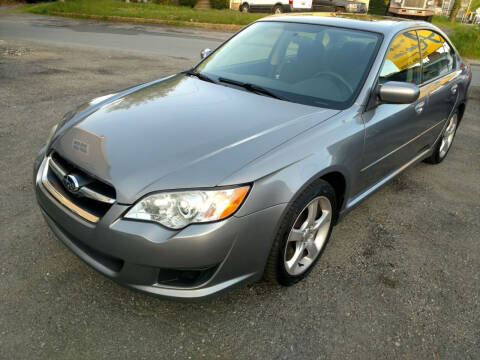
left=439, top=113, right=458, bottom=159
left=283, top=196, right=332, bottom=276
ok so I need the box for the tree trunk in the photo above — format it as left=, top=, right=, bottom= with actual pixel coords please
left=449, top=0, right=461, bottom=22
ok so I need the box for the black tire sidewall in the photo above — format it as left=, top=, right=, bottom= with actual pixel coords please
left=426, top=111, right=458, bottom=164
left=273, top=5, right=283, bottom=13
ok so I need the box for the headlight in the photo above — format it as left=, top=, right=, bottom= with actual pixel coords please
left=124, top=186, right=250, bottom=229
left=45, top=124, right=58, bottom=147
left=427, top=0, right=433, bottom=4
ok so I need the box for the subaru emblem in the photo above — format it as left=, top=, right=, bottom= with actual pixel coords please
left=63, top=174, right=80, bottom=193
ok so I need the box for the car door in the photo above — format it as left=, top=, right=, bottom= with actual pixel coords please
left=359, top=30, right=429, bottom=191
left=416, top=29, right=462, bottom=147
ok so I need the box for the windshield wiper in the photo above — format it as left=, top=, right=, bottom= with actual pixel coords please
left=184, top=70, right=216, bottom=84
left=218, top=77, right=285, bottom=101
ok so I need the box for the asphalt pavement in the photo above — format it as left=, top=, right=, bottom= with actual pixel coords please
left=0, top=13, right=227, bottom=59
left=0, top=12, right=479, bottom=360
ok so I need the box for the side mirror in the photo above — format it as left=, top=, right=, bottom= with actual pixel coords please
left=200, top=48, right=212, bottom=59
left=377, top=81, right=420, bottom=104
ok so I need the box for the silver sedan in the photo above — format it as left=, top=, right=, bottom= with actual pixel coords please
left=34, top=15, right=471, bottom=299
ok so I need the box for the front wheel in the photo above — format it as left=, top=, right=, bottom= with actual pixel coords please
left=424, top=112, right=459, bottom=164
left=335, top=6, right=345, bottom=12
left=273, top=4, right=283, bottom=14
left=239, top=3, right=249, bottom=12
left=264, top=180, right=337, bottom=286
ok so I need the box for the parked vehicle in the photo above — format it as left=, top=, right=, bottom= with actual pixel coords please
left=386, top=0, right=435, bottom=22
left=312, top=0, right=367, bottom=13
left=239, top=0, right=366, bottom=13
left=34, top=15, right=471, bottom=299
left=239, top=0, right=313, bottom=13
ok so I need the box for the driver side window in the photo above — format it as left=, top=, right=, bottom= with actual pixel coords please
left=379, top=31, right=421, bottom=85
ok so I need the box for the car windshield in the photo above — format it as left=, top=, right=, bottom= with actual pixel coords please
left=194, top=21, right=381, bottom=109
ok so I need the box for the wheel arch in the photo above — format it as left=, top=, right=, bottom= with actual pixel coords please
left=265, top=164, right=350, bottom=221
left=457, top=102, right=466, bottom=125
left=319, top=171, right=346, bottom=214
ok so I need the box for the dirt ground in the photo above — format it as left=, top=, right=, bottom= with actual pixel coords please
left=1, top=39, right=479, bottom=359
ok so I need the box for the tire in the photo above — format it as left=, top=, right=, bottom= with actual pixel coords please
left=239, top=3, right=249, bottom=12
left=273, top=4, right=283, bottom=14
left=264, top=179, right=337, bottom=286
left=335, top=6, right=345, bottom=13
left=424, top=112, right=459, bottom=164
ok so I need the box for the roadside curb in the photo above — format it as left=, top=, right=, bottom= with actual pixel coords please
left=469, top=86, right=480, bottom=100
left=466, top=59, right=480, bottom=66
left=49, top=11, right=243, bottom=32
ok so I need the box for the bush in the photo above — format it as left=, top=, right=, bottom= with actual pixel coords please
left=368, top=0, right=389, bottom=15
left=179, top=0, right=195, bottom=7
left=157, top=0, right=180, bottom=5
left=210, top=0, right=229, bottom=9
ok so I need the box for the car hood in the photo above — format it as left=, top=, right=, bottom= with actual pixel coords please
left=52, top=74, right=339, bottom=204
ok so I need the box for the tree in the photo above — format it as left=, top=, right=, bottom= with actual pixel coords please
left=449, top=0, right=461, bottom=22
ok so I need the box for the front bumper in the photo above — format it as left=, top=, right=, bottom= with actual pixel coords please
left=388, top=7, right=434, bottom=17
left=34, top=153, right=286, bottom=300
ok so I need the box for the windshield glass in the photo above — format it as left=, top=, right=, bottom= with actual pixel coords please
left=195, top=21, right=381, bottom=109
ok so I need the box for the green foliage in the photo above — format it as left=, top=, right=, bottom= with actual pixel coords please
left=368, top=0, right=389, bottom=15
left=472, top=0, right=480, bottom=11
left=449, top=25, right=480, bottom=59
left=178, top=0, right=195, bottom=7
left=433, top=16, right=480, bottom=59
left=210, top=0, right=229, bottom=9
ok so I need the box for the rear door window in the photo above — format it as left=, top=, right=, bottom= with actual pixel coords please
left=379, top=31, right=421, bottom=85
left=417, top=30, right=455, bottom=82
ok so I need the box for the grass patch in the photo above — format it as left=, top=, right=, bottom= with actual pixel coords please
left=433, top=16, right=480, bottom=59
left=20, top=0, right=266, bottom=26
left=449, top=25, right=480, bottom=59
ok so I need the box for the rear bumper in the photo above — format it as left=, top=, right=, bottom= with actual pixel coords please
left=34, top=153, right=286, bottom=300
left=388, top=8, right=434, bottom=16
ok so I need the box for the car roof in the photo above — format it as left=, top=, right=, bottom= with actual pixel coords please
left=257, top=13, right=437, bottom=36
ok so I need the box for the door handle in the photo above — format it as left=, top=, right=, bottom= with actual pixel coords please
left=451, top=84, right=458, bottom=95
left=415, top=101, right=425, bottom=114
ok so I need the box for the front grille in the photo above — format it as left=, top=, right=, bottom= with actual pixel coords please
left=51, top=153, right=116, bottom=200
left=41, top=152, right=116, bottom=223
left=403, top=0, right=425, bottom=8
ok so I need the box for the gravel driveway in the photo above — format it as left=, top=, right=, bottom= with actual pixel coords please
left=1, top=39, right=479, bottom=359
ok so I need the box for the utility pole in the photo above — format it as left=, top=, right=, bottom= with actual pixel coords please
left=462, top=0, right=472, bottom=22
